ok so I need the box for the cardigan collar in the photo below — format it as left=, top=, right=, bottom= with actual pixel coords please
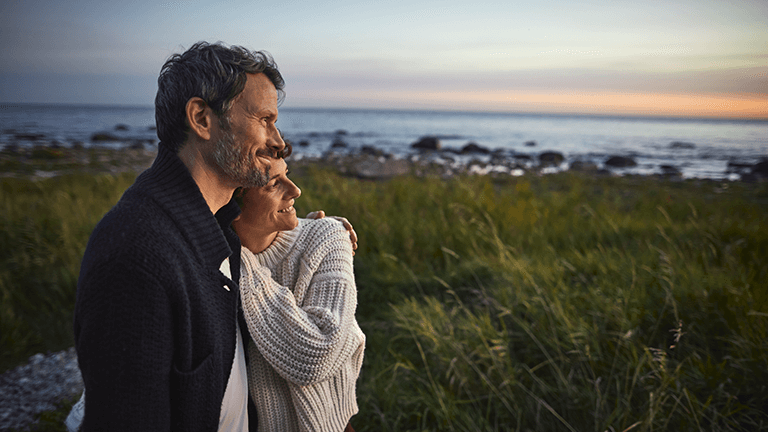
left=135, top=143, right=241, bottom=270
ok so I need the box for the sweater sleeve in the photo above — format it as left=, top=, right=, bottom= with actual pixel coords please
left=75, top=255, right=174, bottom=431
left=239, top=225, right=360, bottom=386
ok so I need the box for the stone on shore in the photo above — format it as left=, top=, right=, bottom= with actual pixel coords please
left=460, top=142, right=491, bottom=154
left=660, top=164, right=682, bottom=177
left=361, top=145, right=389, bottom=158
left=605, top=156, right=637, bottom=168
left=570, top=160, right=598, bottom=172
left=539, top=151, right=565, bottom=167
left=90, top=132, right=121, bottom=142
left=752, top=159, right=768, bottom=177
left=331, top=137, right=348, bottom=148
left=411, top=136, right=441, bottom=150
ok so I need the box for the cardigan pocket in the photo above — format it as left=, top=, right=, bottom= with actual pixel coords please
left=170, top=353, right=219, bottom=431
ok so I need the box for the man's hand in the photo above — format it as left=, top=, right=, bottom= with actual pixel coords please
left=306, top=211, right=358, bottom=255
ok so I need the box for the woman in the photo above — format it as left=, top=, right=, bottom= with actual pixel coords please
left=233, top=156, right=365, bottom=432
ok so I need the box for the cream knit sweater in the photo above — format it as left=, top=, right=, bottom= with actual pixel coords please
left=239, top=218, right=365, bottom=432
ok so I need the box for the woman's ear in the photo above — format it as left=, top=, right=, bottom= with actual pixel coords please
left=185, top=97, right=213, bottom=141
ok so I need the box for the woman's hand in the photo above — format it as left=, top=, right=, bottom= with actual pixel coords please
left=306, top=211, right=358, bottom=255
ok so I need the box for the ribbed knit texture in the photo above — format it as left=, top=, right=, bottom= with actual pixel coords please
left=239, top=218, right=365, bottom=432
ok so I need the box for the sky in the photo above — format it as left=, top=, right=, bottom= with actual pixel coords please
left=1, top=0, right=767, bottom=119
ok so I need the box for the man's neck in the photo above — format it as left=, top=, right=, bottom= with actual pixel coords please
left=177, top=143, right=234, bottom=215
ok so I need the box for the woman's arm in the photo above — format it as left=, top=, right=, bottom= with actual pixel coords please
left=239, top=222, right=361, bottom=386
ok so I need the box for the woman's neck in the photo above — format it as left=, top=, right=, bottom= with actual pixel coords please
left=237, top=225, right=279, bottom=254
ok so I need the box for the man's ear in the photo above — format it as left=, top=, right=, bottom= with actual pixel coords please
left=185, top=97, right=213, bottom=141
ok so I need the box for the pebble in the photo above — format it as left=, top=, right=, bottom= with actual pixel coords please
left=0, top=347, right=83, bottom=431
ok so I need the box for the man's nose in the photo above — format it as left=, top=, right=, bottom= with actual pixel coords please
left=269, top=126, right=286, bottom=155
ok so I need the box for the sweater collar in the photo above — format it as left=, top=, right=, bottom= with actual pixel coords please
left=136, top=144, right=241, bottom=269
left=243, top=219, right=303, bottom=269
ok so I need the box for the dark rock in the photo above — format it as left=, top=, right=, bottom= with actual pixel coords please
left=513, top=154, right=532, bottom=161
left=127, top=140, right=144, bottom=150
left=148, top=125, right=157, bottom=131
left=411, top=136, right=441, bottom=151
left=49, top=140, right=64, bottom=149
left=298, top=140, right=310, bottom=147
left=335, top=129, right=348, bottom=136
left=90, top=132, right=121, bottom=142
left=114, top=124, right=129, bottom=131
left=727, top=161, right=752, bottom=169
left=71, top=141, right=84, bottom=150
left=570, top=160, right=598, bottom=172
left=331, top=137, right=348, bottom=148
left=361, top=145, right=388, bottom=157
left=660, top=165, right=681, bottom=176
left=460, top=142, right=490, bottom=154
left=539, top=151, right=565, bottom=167
left=524, top=140, right=537, bottom=147
left=605, top=156, right=637, bottom=168
left=726, top=161, right=753, bottom=174
left=14, top=133, right=46, bottom=141
left=669, top=141, right=695, bottom=149
left=752, top=160, right=768, bottom=177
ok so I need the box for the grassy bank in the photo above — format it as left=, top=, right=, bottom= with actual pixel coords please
left=2, top=166, right=767, bottom=431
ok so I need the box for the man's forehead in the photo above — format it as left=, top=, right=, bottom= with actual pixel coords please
left=237, top=73, right=278, bottom=112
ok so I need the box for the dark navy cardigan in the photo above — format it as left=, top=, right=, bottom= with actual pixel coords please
left=74, top=144, right=247, bottom=431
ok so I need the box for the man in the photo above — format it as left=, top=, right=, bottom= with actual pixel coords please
left=74, top=42, right=289, bottom=431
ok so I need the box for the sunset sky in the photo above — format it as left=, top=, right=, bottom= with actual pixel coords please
left=1, top=0, right=766, bottom=118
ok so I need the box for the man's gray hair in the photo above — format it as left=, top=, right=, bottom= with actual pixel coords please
left=154, top=41, right=285, bottom=152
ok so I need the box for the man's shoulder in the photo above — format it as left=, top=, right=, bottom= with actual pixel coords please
left=85, top=187, right=185, bottom=263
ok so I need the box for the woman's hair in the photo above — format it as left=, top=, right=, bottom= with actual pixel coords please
left=155, top=41, right=285, bottom=152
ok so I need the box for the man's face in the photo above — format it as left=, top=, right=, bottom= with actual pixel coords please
left=209, top=73, right=286, bottom=188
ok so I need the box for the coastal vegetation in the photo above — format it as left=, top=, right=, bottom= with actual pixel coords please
left=2, top=158, right=767, bottom=431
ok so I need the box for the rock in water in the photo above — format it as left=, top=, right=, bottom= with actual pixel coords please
left=411, top=136, right=441, bottom=150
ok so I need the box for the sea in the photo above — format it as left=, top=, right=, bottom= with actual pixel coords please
left=1, top=103, right=766, bottom=180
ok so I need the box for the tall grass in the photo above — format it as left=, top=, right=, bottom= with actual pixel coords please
left=0, top=173, right=135, bottom=371
left=295, top=169, right=768, bottom=431
left=2, top=167, right=766, bottom=431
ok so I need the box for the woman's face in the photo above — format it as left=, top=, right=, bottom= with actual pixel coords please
left=236, top=158, right=301, bottom=235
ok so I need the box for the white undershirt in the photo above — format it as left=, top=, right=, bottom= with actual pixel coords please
left=218, top=258, right=249, bottom=432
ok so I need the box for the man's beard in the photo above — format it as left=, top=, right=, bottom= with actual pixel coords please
left=212, top=117, right=270, bottom=188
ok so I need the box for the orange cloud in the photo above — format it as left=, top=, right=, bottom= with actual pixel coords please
left=314, top=89, right=768, bottom=119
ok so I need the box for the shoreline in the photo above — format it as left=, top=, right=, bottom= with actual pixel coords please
left=3, top=141, right=767, bottom=185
